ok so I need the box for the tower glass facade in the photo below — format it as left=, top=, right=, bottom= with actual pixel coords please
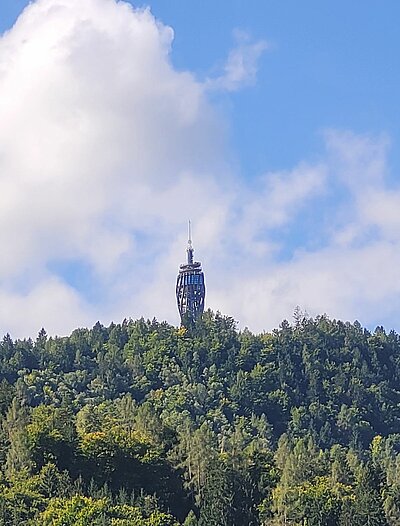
left=176, top=226, right=205, bottom=324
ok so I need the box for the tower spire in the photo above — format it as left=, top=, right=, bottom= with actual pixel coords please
left=187, top=220, right=194, bottom=265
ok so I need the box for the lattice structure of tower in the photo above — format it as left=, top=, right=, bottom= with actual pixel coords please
left=176, top=222, right=205, bottom=325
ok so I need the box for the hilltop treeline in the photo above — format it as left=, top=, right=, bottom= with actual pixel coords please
left=0, top=311, right=398, bottom=524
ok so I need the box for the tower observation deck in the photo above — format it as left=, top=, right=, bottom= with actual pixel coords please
left=176, top=222, right=205, bottom=325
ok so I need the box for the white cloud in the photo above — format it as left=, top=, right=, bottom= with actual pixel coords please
left=234, top=162, right=327, bottom=256
left=205, top=30, right=268, bottom=92
left=325, top=129, right=389, bottom=190
left=0, top=277, right=92, bottom=337
left=211, top=131, right=400, bottom=332
left=213, top=240, right=400, bottom=332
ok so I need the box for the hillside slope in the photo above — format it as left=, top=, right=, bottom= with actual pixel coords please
left=0, top=311, right=398, bottom=524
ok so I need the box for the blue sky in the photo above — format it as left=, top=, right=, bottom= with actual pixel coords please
left=0, top=0, right=400, bottom=337
left=147, top=1, right=400, bottom=173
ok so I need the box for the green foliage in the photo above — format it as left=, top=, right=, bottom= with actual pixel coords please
left=34, top=495, right=179, bottom=525
left=183, top=510, right=198, bottom=525
left=0, top=313, right=398, bottom=523
left=4, top=398, right=32, bottom=479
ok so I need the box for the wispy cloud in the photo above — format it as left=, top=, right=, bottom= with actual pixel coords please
left=205, top=30, right=268, bottom=92
left=211, top=131, right=400, bottom=331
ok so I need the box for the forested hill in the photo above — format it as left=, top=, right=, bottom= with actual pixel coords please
left=0, top=311, right=399, bottom=525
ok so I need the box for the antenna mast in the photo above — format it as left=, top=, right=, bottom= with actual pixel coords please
left=188, top=220, right=192, bottom=245
left=187, top=219, right=194, bottom=265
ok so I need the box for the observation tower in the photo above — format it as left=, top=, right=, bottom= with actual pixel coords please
left=176, top=222, right=205, bottom=325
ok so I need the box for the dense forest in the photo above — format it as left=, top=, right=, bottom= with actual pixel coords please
left=0, top=310, right=399, bottom=524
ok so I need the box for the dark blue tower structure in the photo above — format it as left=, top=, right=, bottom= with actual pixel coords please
left=176, top=222, right=205, bottom=325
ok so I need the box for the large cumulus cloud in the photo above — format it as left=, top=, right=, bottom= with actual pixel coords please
left=0, top=0, right=230, bottom=336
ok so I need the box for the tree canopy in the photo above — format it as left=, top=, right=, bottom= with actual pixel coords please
left=0, top=310, right=398, bottom=524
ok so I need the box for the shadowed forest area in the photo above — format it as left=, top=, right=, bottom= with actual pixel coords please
left=0, top=311, right=398, bottom=524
